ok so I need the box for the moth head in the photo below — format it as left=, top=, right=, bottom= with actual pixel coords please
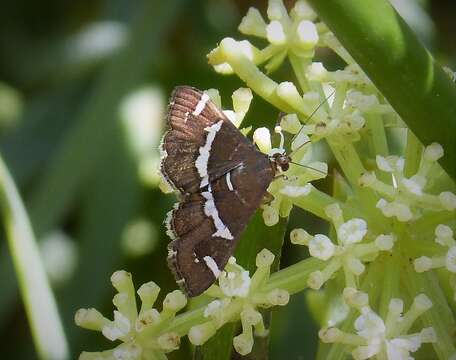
left=270, top=150, right=291, bottom=173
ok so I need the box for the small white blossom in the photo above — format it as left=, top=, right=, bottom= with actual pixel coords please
left=362, top=144, right=454, bottom=222
left=296, top=204, right=394, bottom=289
left=320, top=292, right=436, bottom=360
left=75, top=272, right=185, bottom=358
left=191, top=250, right=288, bottom=355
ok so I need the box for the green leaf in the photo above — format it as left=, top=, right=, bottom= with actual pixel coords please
left=307, top=0, right=456, bottom=180
left=0, top=154, right=69, bottom=360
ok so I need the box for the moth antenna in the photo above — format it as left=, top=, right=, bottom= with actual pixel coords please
left=289, top=139, right=311, bottom=158
left=289, top=161, right=327, bottom=176
left=289, top=89, right=336, bottom=145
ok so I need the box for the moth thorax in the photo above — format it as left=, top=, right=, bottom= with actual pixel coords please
left=270, top=152, right=291, bottom=174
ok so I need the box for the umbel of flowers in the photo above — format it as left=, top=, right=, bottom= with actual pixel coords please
left=188, top=249, right=289, bottom=355
left=75, top=250, right=289, bottom=359
left=320, top=288, right=436, bottom=360
left=76, top=0, right=456, bottom=359
left=75, top=271, right=186, bottom=359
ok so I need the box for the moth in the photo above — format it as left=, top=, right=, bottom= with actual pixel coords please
left=160, top=86, right=290, bottom=297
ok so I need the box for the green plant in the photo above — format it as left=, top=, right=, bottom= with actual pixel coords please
left=74, top=1, right=456, bottom=359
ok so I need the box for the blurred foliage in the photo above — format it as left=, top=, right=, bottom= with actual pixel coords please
left=0, top=0, right=455, bottom=359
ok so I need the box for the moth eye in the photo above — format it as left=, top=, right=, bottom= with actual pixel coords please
left=282, top=163, right=289, bottom=171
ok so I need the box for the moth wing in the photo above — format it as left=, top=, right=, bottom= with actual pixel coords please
left=160, top=86, right=230, bottom=194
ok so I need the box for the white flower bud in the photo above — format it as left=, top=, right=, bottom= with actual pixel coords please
left=75, top=308, right=108, bottom=331
left=238, top=8, right=267, bottom=37
left=256, top=248, right=275, bottom=267
left=241, top=307, right=262, bottom=326
left=290, top=228, right=312, bottom=245
left=308, top=234, right=335, bottom=260
left=266, top=21, right=286, bottom=45
left=163, top=290, right=187, bottom=312
left=113, top=343, right=142, bottom=360
left=376, top=155, right=404, bottom=172
left=401, top=177, right=423, bottom=196
left=343, top=111, right=365, bottom=131
left=376, top=155, right=393, bottom=172
left=413, top=294, right=432, bottom=312
left=388, top=298, right=404, bottom=315
left=111, top=270, right=133, bottom=292
left=439, top=192, right=456, bottom=210
left=157, top=332, right=180, bottom=351
left=253, top=127, right=272, bottom=154
left=267, top=289, right=290, bottom=306
left=296, top=20, right=319, bottom=49
left=359, top=172, right=377, bottom=187
left=204, top=299, right=224, bottom=318
left=205, top=88, right=222, bottom=108
left=354, top=307, right=386, bottom=339
left=262, top=205, right=279, bottom=226
left=446, top=247, right=456, bottom=272
left=307, top=270, right=324, bottom=290
left=280, top=113, right=302, bottom=134
left=343, top=288, right=369, bottom=308
left=325, top=203, right=343, bottom=221
left=306, top=62, right=328, bottom=82
left=113, top=293, right=129, bottom=310
left=267, top=0, right=288, bottom=20
left=414, top=256, right=433, bottom=272
left=375, top=234, right=395, bottom=251
left=392, top=202, right=413, bottom=222
left=291, top=1, right=316, bottom=20
left=346, top=257, right=365, bottom=276
left=424, top=143, right=444, bottom=161
left=346, top=91, right=379, bottom=111
left=233, top=333, right=254, bottom=356
left=232, top=88, right=253, bottom=115
left=219, top=262, right=251, bottom=298
left=319, top=327, right=342, bottom=342
left=188, top=322, right=217, bottom=346
left=435, top=224, right=454, bottom=239
left=276, top=81, right=303, bottom=109
left=337, top=219, right=367, bottom=245
left=135, top=309, right=160, bottom=332
left=102, top=311, right=131, bottom=341
left=137, top=281, right=160, bottom=311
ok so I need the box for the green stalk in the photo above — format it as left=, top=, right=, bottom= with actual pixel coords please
left=0, top=154, right=69, bottom=359
left=306, top=0, right=456, bottom=180
left=404, top=129, right=422, bottom=178
left=402, top=262, right=456, bottom=359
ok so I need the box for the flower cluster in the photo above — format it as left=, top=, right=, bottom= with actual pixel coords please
left=360, top=144, right=456, bottom=222
left=75, top=271, right=186, bottom=359
left=77, top=0, right=456, bottom=359
left=188, top=249, right=289, bottom=355
left=320, top=288, right=436, bottom=360
left=291, top=204, right=395, bottom=290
